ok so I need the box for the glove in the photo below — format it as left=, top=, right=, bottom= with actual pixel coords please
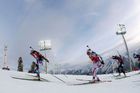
left=101, top=61, right=105, bottom=65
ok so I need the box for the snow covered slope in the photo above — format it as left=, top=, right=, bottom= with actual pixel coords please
left=0, top=69, right=140, bottom=93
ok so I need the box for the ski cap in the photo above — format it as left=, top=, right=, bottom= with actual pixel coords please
left=87, top=49, right=92, bottom=55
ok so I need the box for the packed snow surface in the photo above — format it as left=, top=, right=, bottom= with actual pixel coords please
left=0, top=69, right=140, bottom=93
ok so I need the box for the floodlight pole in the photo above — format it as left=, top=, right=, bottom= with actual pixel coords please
left=116, top=24, right=132, bottom=71
left=43, top=41, right=48, bottom=74
left=3, top=46, right=8, bottom=68
left=39, top=40, right=51, bottom=74
left=44, top=50, right=48, bottom=74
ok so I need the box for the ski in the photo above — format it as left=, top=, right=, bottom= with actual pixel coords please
left=113, top=75, right=121, bottom=77
left=76, top=78, right=111, bottom=82
left=72, top=80, right=112, bottom=85
left=76, top=79, right=91, bottom=81
left=114, top=76, right=130, bottom=79
left=11, top=76, right=49, bottom=82
left=27, top=74, right=50, bottom=82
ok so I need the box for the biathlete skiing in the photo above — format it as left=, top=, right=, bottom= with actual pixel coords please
left=133, top=53, right=140, bottom=70
left=86, top=45, right=104, bottom=82
left=112, top=55, right=126, bottom=77
left=30, top=46, right=49, bottom=80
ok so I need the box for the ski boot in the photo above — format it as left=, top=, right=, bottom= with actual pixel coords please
left=97, top=77, right=100, bottom=82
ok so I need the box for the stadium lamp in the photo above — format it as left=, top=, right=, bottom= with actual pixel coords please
left=116, top=24, right=126, bottom=35
left=39, top=40, right=51, bottom=51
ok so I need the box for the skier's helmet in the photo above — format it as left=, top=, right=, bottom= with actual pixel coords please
left=133, top=53, right=137, bottom=58
left=87, top=49, right=91, bottom=55
left=112, top=55, right=118, bottom=59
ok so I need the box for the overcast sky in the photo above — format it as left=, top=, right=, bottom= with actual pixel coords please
left=1, top=0, right=140, bottom=69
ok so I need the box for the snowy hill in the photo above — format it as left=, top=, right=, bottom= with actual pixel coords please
left=0, top=69, right=140, bottom=93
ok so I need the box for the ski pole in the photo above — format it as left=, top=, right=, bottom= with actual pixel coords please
left=86, top=45, right=90, bottom=49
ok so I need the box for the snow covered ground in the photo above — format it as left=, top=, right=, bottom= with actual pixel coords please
left=0, top=69, right=140, bottom=93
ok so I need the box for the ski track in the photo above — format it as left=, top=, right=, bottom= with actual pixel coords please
left=0, top=70, right=140, bottom=93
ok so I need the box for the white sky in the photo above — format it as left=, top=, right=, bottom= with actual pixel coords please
left=0, top=0, right=140, bottom=68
